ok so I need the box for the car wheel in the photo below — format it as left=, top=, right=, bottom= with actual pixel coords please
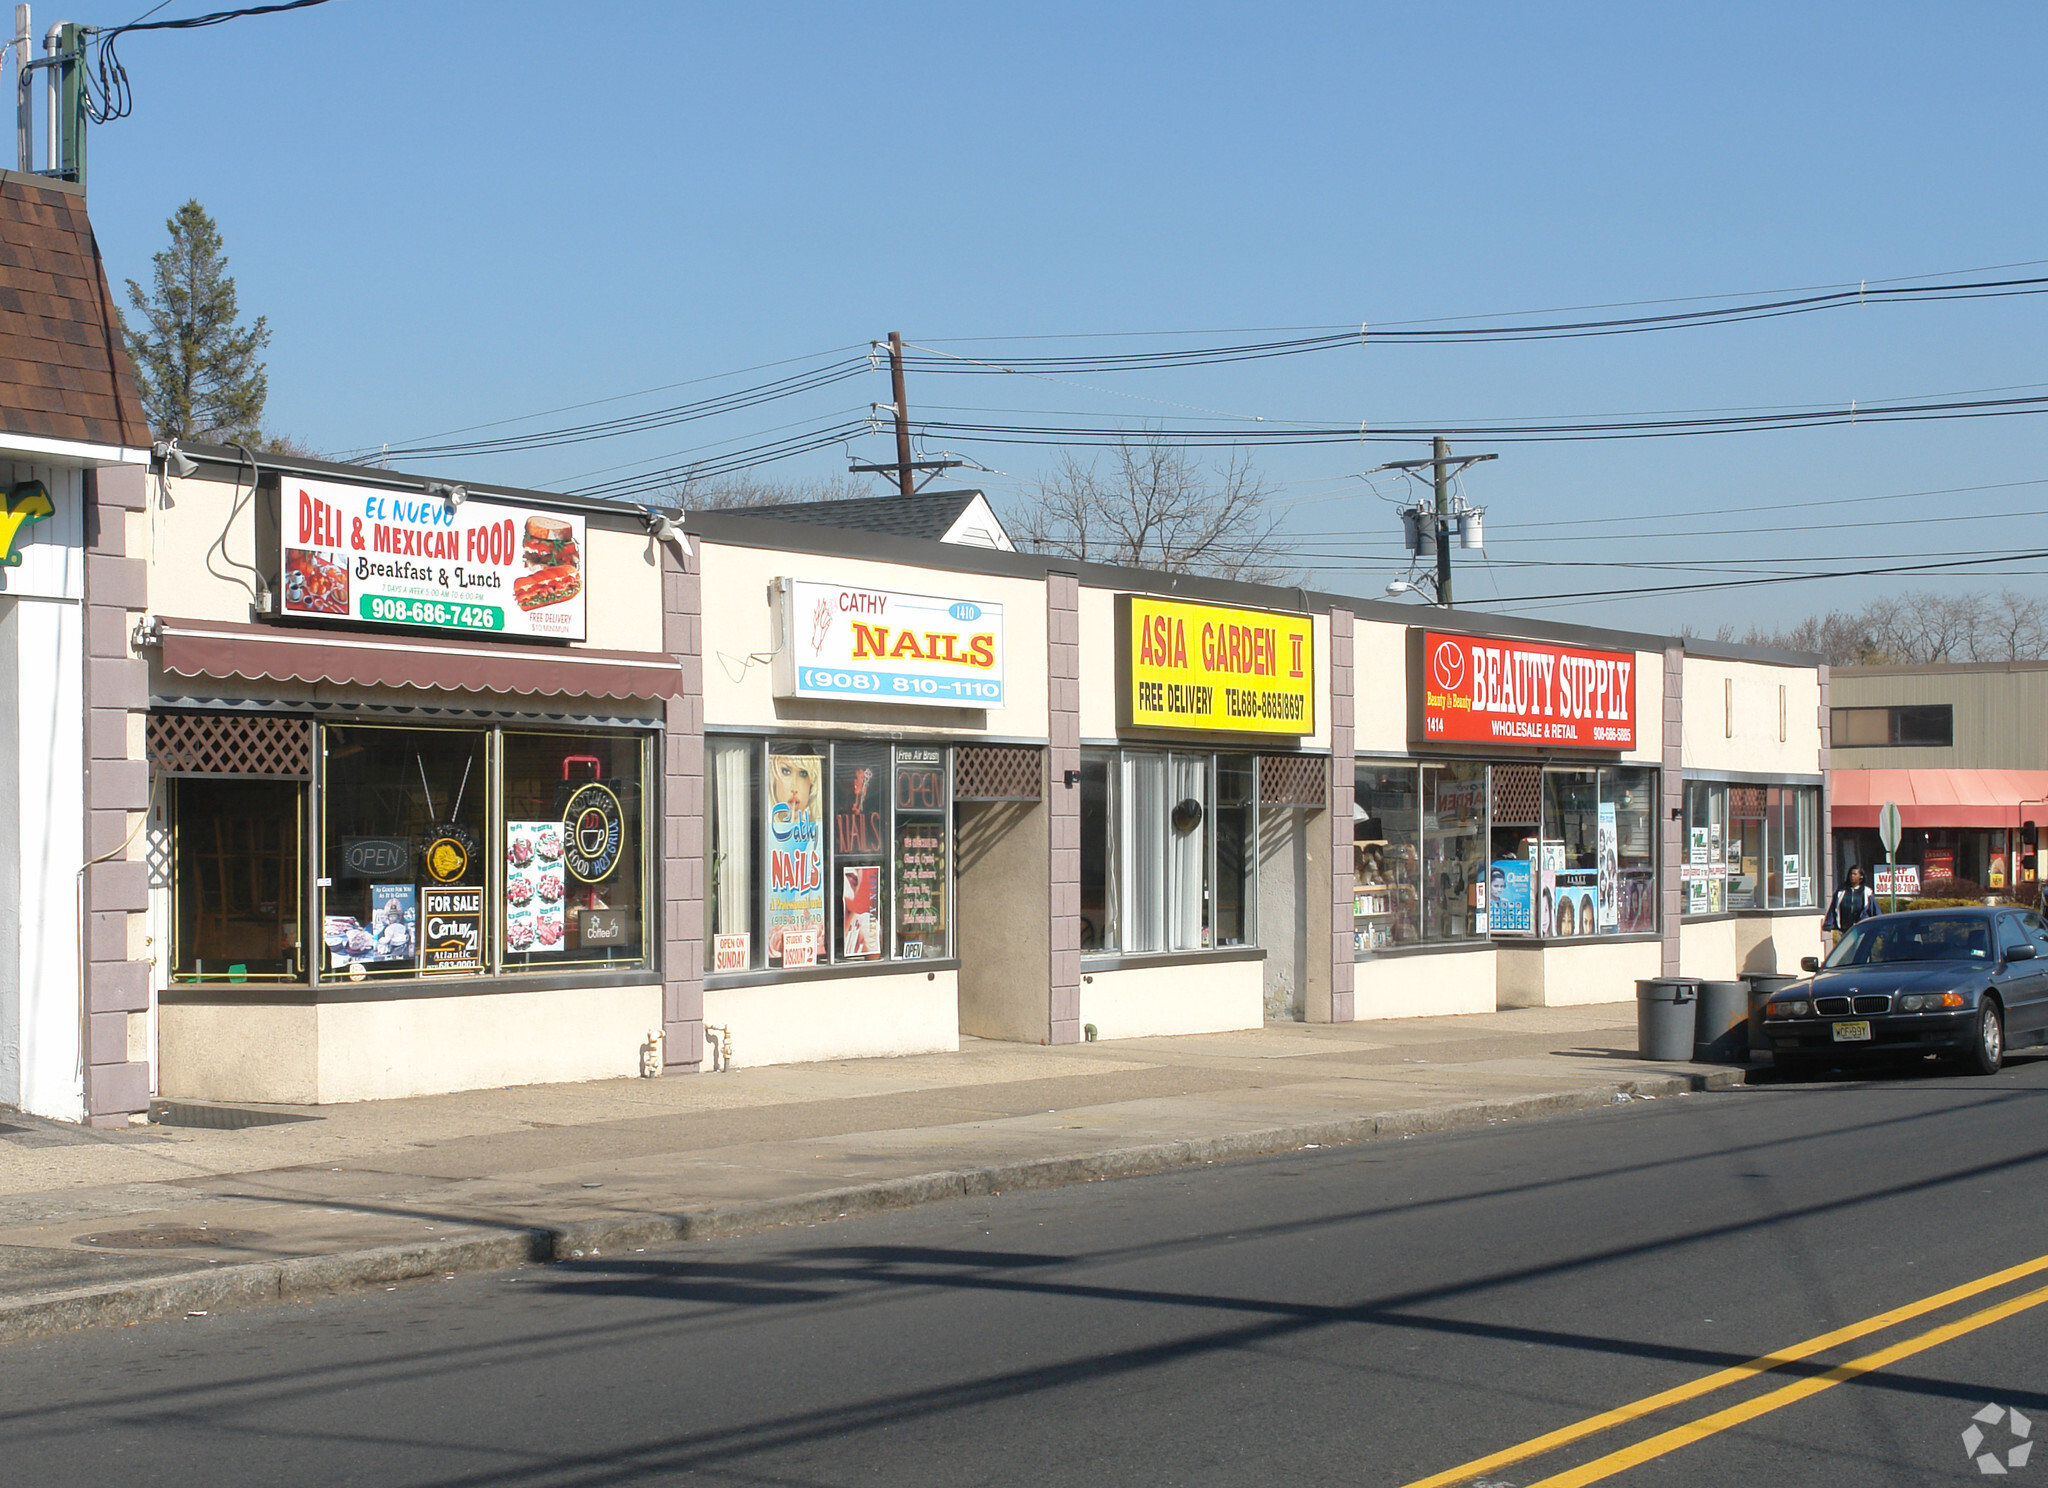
left=1962, top=996, right=2005, bottom=1076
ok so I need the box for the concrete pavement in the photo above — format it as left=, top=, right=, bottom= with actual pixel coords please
left=0, top=1004, right=1746, bottom=1342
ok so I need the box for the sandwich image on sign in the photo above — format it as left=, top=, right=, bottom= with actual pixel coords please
left=516, top=516, right=583, bottom=612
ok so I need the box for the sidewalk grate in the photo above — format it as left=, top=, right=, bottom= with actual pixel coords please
left=147, top=1101, right=321, bottom=1130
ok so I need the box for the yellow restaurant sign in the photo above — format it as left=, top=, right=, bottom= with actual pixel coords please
left=1119, top=595, right=1315, bottom=735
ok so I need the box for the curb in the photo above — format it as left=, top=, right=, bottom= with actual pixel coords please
left=0, top=1066, right=1747, bottom=1345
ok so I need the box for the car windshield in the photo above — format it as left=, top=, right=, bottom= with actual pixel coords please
left=1827, top=915, right=1991, bottom=966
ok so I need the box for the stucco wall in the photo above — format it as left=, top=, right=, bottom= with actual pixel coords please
left=700, top=541, right=1049, bottom=740
left=956, top=799, right=1051, bottom=1042
left=1353, top=949, right=1497, bottom=1019
left=1498, top=938, right=1659, bottom=1007
left=1078, top=956, right=1263, bottom=1040
left=1676, top=913, right=1826, bottom=981
left=701, top=970, right=959, bottom=1068
left=1681, top=655, right=1825, bottom=777
left=160, top=981, right=664, bottom=1103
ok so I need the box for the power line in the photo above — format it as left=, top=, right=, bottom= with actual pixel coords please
left=85, top=0, right=338, bottom=124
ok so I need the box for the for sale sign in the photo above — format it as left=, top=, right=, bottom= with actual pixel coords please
left=1412, top=629, right=1637, bottom=750
left=280, top=476, right=588, bottom=641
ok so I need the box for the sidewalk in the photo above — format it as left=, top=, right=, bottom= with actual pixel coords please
left=0, top=1004, right=1748, bottom=1343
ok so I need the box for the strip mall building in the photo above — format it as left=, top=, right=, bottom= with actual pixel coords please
left=0, top=177, right=1831, bottom=1122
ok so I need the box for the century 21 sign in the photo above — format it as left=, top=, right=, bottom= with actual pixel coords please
left=1120, top=595, right=1315, bottom=735
left=1414, top=628, right=1637, bottom=749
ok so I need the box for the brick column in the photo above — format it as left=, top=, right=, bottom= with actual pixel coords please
left=1047, top=571, right=1081, bottom=1045
left=1327, top=608, right=1355, bottom=1022
left=661, top=536, right=704, bottom=1070
left=1660, top=644, right=1684, bottom=977
left=81, top=463, right=150, bottom=1126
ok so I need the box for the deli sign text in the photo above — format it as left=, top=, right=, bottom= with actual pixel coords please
left=1414, top=629, right=1636, bottom=749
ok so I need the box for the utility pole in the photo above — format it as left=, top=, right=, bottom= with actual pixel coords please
left=14, top=7, right=31, bottom=173
left=849, top=331, right=966, bottom=494
left=888, top=330, right=914, bottom=497
left=1433, top=435, right=1453, bottom=608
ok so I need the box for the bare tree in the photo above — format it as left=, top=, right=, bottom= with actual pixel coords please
left=673, top=472, right=869, bottom=511
left=1012, top=433, right=1291, bottom=583
left=1740, top=589, right=2048, bottom=665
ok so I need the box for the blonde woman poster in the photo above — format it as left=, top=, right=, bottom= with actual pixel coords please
left=766, top=750, right=825, bottom=965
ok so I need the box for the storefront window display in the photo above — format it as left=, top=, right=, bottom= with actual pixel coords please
left=1080, top=749, right=1256, bottom=956
left=1683, top=781, right=1819, bottom=915
left=704, top=737, right=954, bottom=972
left=169, top=721, right=653, bottom=986
left=1357, top=759, right=1659, bottom=950
left=170, top=777, right=304, bottom=982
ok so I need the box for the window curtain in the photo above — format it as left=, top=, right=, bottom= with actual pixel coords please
left=710, top=740, right=752, bottom=940
left=1168, top=753, right=1209, bottom=951
left=1120, top=752, right=1167, bottom=953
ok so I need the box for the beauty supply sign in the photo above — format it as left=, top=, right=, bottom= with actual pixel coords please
left=279, top=476, right=587, bottom=641
left=1413, top=629, right=1637, bottom=750
left=1119, top=595, right=1315, bottom=736
left=774, top=578, right=1005, bottom=709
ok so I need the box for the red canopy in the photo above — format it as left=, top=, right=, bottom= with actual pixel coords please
left=1830, top=768, right=2048, bottom=829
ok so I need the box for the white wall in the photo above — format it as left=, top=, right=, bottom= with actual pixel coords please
left=701, top=970, right=959, bottom=1068
left=1353, top=949, right=1497, bottom=1019
left=1499, top=938, right=1659, bottom=1007
left=0, top=460, right=86, bottom=1119
left=1079, top=957, right=1263, bottom=1040
left=1682, top=655, right=1825, bottom=776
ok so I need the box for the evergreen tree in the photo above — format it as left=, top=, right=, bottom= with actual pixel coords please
left=122, top=200, right=270, bottom=443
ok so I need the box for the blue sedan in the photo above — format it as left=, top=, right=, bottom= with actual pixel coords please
left=1761, top=907, right=2048, bottom=1077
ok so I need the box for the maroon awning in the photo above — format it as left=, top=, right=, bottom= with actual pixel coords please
left=152, top=616, right=684, bottom=701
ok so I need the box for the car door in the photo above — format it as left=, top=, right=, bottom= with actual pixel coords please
left=2013, top=911, right=2048, bottom=1044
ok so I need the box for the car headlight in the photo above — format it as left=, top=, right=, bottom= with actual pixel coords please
left=1900, top=995, right=1929, bottom=1011
left=1767, top=1000, right=1810, bottom=1018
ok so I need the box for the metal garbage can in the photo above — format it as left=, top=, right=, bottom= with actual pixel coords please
left=1636, top=978, right=1699, bottom=1062
left=1694, top=980, right=1752, bottom=1063
left=1746, top=973, right=1799, bottom=1055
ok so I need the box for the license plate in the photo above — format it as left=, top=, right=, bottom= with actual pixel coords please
left=1833, top=1020, right=1872, bottom=1042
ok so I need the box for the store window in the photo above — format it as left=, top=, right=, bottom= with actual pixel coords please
left=703, top=738, right=954, bottom=973
left=1081, top=748, right=1256, bottom=956
left=1355, top=759, right=1659, bottom=951
left=168, top=721, right=654, bottom=985
left=1831, top=704, right=1954, bottom=748
left=1682, top=781, right=1819, bottom=915
left=170, top=777, right=304, bottom=983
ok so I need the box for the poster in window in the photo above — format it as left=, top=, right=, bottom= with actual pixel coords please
left=505, top=820, right=567, bottom=955
left=1618, top=868, right=1656, bottom=932
left=842, top=864, right=884, bottom=960
left=1689, top=827, right=1709, bottom=866
left=421, top=887, right=484, bottom=973
left=1596, top=802, right=1618, bottom=933
left=1488, top=859, right=1533, bottom=934
left=896, top=818, right=947, bottom=958
left=325, top=885, right=417, bottom=969
left=1923, top=849, right=1954, bottom=883
left=1540, top=866, right=1599, bottom=938
left=766, top=751, right=825, bottom=965
left=713, top=932, right=750, bottom=972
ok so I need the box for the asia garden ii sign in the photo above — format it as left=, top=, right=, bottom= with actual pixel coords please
left=1414, top=629, right=1637, bottom=750
left=1120, top=596, right=1315, bottom=736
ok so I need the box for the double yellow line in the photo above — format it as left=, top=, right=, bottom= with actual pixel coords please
left=1399, top=1251, right=2048, bottom=1488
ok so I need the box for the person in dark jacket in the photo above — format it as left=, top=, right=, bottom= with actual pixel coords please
left=1822, top=866, right=1878, bottom=947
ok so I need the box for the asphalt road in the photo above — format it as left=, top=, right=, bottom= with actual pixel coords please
left=10, top=1054, right=2048, bottom=1488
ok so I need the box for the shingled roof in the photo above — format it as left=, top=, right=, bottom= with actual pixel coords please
left=722, top=489, right=1015, bottom=550
left=0, top=171, right=150, bottom=451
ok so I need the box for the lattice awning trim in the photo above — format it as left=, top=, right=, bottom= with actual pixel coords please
left=954, top=745, right=1042, bottom=801
left=1490, top=763, right=1541, bottom=826
left=148, top=712, right=313, bottom=776
left=1259, top=753, right=1327, bottom=806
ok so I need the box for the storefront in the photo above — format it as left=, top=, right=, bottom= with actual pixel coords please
left=144, top=464, right=690, bottom=1103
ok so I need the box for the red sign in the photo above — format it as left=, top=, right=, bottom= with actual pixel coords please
left=1416, top=630, right=1637, bottom=749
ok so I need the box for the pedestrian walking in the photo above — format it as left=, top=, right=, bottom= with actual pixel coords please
left=1822, top=865, right=1878, bottom=948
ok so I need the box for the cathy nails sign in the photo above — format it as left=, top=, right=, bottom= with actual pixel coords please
left=280, top=476, right=587, bottom=641
left=774, top=578, right=1005, bottom=709
left=1414, top=629, right=1637, bottom=749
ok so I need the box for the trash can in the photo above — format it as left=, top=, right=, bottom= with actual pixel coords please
left=1694, top=980, right=1752, bottom=1063
left=1636, top=978, right=1698, bottom=1062
left=1746, top=973, right=1799, bottom=1055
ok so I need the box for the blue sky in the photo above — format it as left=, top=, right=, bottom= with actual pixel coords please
left=69, top=0, right=2048, bottom=634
